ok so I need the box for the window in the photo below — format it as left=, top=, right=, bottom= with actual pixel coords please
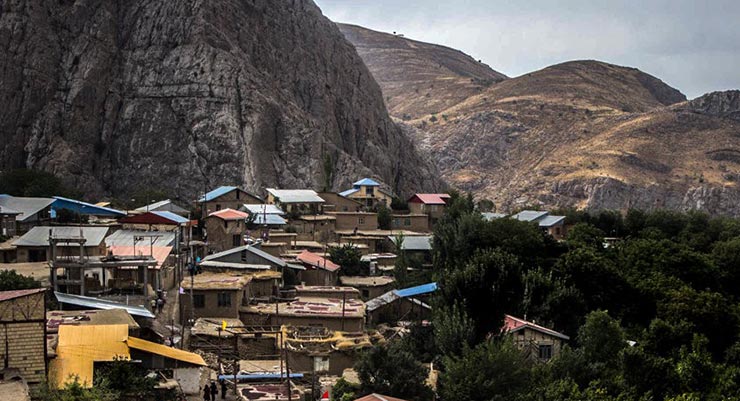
left=404, top=218, right=411, bottom=226
left=314, top=356, right=330, bottom=372
left=236, top=191, right=240, bottom=199
left=366, top=187, right=374, bottom=196
left=217, top=292, right=232, bottom=307
left=241, top=250, right=248, bottom=262
left=193, top=294, right=205, bottom=308
left=359, top=217, right=365, bottom=225
left=431, top=205, right=438, bottom=212
left=233, top=235, right=242, bottom=247
left=362, top=289, right=369, bottom=298
left=224, top=220, right=228, bottom=228
left=538, top=344, right=553, bottom=360
left=216, top=204, right=221, bottom=211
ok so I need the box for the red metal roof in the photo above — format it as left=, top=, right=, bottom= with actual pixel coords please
left=501, top=314, right=570, bottom=340
left=0, top=287, right=45, bottom=302
left=208, top=208, right=248, bottom=221
left=407, top=193, right=450, bottom=205
left=296, top=250, right=340, bottom=272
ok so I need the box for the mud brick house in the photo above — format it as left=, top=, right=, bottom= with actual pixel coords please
left=284, top=326, right=381, bottom=376
left=198, top=186, right=263, bottom=217
left=294, top=285, right=360, bottom=300
left=205, top=209, right=249, bottom=252
left=407, top=193, right=450, bottom=228
left=241, top=297, right=366, bottom=332
left=13, top=226, right=109, bottom=263
left=366, top=282, right=437, bottom=325
left=181, top=272, right=251, bottom=320
left=338, top=178, right=393, bottom=208
left=339, top=276, right=395, bottom=300
left=294, top=250, right=340, bottom=286
left=326, top=211, right=378, bottom=231
left=318, top=192, right=364, bottom=212
left=0, top=288, right=47, bottom=384
left=0, top=195, right=54, bottom=234
left=265, top=189, right=325, bottom=215
left=391, top=213, right=430, bottom=232
left=501, top=314, right=570, bottom=361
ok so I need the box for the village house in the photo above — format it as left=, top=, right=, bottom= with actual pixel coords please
left=49, top=324, right=206, bottom=394
left=339, top=276, right=395, bottom=300
left=240, top=296, right=366, bottom=332
left=338, top=178, right=393, bottom=208
left=327, top=211, right=379, bottom=231
left=366, top=282, right=437, bottom=326
left=51, top=196, right=127, bottom=221
left=205, top=208, right=248, bottom=252
left=180, top=272, right=252, bottom=320
left=318, top=192, right=364, bottom=212
left=294, top=250, right=340, bottom=286
left=0, top=205, right=20, bottom=237
left=0, top=288, right=47, bottom=385
left=293, top=215, right=336, bottom=242
left=198, top=186, right=263, bottom=216
left=391, top=213, right=430, bottom=232
left=284, top=326, right=381, bottom=376
left=265, top=189, right=325, bottom=215
left=511, top=210, right=567, bottom=240
left=13, top=226, right=109, bottom=263
left=239, top=204, right=289, bottom=228
left=360, top=253, right=397, bottom=274
left=200, top=244, right=289, bottom=273
left=388, top=235, right=433, bottom=267
left=407, top=193, right=450, bottom=229
left=0, top=195, right=54, bottom=233
left=501, top=314, right=570, bottom=361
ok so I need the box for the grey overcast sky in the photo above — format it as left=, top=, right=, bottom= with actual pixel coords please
left=315, top=0, right=740, bottom=99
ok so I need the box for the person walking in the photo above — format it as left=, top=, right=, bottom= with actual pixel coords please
left=203, top=384, right=211, bottom=401
left=156, top=297, right=164, bottom=314
left=209, top=381, right=218, bottom=401
left=220, top=379, right=227, bottom=399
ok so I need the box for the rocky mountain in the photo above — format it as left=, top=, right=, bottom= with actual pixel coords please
left=0, top=1, right=442, bottom=201
left=340, top=24, right=740, bottom=215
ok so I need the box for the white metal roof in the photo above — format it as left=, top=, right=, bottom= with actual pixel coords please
left=265, top=189, right=325, bottom=204
left=14, top=226, right=109, bottom=247
left=0, top=195, right=54, bottom=222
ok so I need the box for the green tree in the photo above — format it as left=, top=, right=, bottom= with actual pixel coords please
left=329, top=244, right=363, bottom=276
left=377, top=205, right=392, bottom=230
left=393, top=233, right=409, bottom=287
left=0, top=270, right=41, bottom=291
left=355, top=343, right=433, bottom=401
left=578, top=310, right=625, bottom=370
left=0, top=168, right=73, bottom=198
left=440, top=339, right=533, bottom=401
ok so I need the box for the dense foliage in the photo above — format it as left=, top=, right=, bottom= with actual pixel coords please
left=0, top=168, right=75, bottom=198
left=0, top=270, right=41, bottom=291
left=363, top=192, right=740, bottom=400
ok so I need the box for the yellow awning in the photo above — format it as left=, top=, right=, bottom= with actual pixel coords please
left=127, top=337, right=207, bottom=366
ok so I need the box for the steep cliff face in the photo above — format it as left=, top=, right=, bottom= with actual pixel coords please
left=0, top=0, right=441, bottom=200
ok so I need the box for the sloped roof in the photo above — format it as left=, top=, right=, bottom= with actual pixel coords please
left=52, top=196, right=126, bottom=217
left=120, top=211, right=189, bottom=225
left=14, top=226, right=109, bottom=247
left=0, top=195, right=54, bottom=222
left=203, top=245, right=287, bottom=267
left=254, top=214, right=287, bottom=225
left=408, top=193, right=450, bottom=205
left=105, top=230, right=176, bottom=247
left=502, top=314, right=570, bottom=340
left=208, top=208, right=248, bottom=220
left=134, top=199, right=189, bottom=215
left=0, top=205, right=21, bottom=215
left=365, top=282, right=437, bottom=312
left=338, top=188, right=360, bottom=197
left=538, top=215, right=566, bottom=227
left=266, top=189, right=325, bottom=203
left=53, top=292, right=155, bottom=318
left=482, top=212, right=506, bottom=221
left=353, top=178, right=380, bottom=187
left=127, top=336, right=206, bottom=366
left=108, top=245, right=173, bottom=269
left=354, top=394, right=409, bottom=401
left=395, top=282, right=437, bottom=297
left=0, top=288, right=45, bottom=302
left=198, top=186, right=237, bottom=202
left=296, top=250, right=340, bottom=272
left=390, top=235, right=433, bottom=251
left=241, top=204, right=285, bottom=215
left=511, top=210, right=550, bottom=222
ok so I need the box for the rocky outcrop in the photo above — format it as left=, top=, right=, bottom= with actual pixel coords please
left=0, top=0, right=442, bottom=201
left=688, top=90, right=740, bottom=121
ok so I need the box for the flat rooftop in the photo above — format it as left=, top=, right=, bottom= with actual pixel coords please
left=295, top=285, right=360, bottom=295
left=242, top=297, right=365, bottom=318
left=181, top=272, right=251, bottom=290
left=339, top=276, right=395, bottom=287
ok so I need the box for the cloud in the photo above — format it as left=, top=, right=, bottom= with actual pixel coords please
left=316, top=0, right=740, bottom=98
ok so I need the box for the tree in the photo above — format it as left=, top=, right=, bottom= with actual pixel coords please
left=393, top=233, right=409, bottom=287
left=565, top=223, right=606, bottom=250
left=0, top=270, right=41, bottom=291
left=355, top=343, right=433, bottom=401
left=377, top=205, right=392, bottom=230
left=329, top=244, right=363, bottom=276
left=0, top=168, right=73, bottom=198
left=577, top=310, right=625, bottom=369
left=440, top=339, right=533, bottom=401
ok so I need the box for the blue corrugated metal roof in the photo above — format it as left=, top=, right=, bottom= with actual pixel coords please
left=198, top=186, right=237, bottom=202
left=353, top=178, right=380, bottom=187
left=52, top=196, right=126, bottom=217
left=338, top=188, right=360, bottom=197
left=395, top=282, right=438, bottom=298
left=151, top=211, right=190, bottom=224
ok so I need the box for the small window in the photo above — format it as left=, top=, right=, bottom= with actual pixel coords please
left=216, top=204, right=221, bottom=211
left=193, top=294, right=205, bottom=308
left=233, top=235, right=242, bottom=247
left=538, top=344, right=553, bottom=361
left=224, top=220, right=228, bottom=228
left=218, top=292, right=232, bottom=307
left=359, top=217, right=365, bottom=225
left=404, top=218, right=411, bottom=226
left=431, top=205, right=437, bottom=212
